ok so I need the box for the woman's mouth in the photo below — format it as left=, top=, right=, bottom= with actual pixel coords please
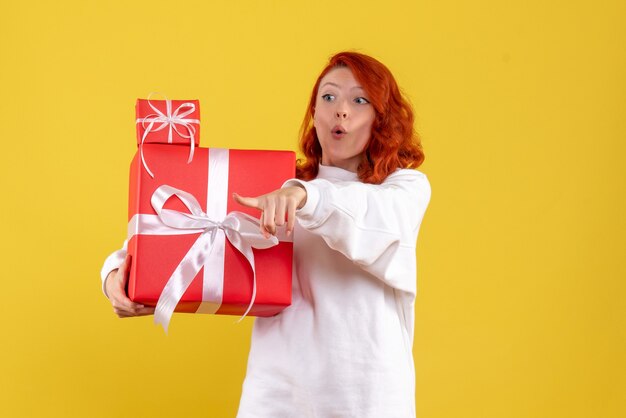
left=331, top=125, right=347, bottom=139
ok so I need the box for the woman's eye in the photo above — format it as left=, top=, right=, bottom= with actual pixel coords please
left=321, top=94, right=335, bottom=102
left=354, top=97, right=370, bottom=105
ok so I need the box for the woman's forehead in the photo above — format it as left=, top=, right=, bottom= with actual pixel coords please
left=319, top=67, right=363, bottom=90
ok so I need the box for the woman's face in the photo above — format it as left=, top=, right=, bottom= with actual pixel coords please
left=313, top=67, right=375, bottom=172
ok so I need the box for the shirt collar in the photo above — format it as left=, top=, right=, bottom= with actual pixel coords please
left=317, top=164, right=359, bottom=182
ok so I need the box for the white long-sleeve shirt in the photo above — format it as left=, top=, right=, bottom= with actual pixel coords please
left=101, top=164, right=431, bottom=418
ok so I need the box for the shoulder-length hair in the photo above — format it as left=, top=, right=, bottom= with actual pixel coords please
left=296, top=51, right=425, bottom=184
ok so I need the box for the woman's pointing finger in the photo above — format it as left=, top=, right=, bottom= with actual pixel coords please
left=233, top=193, right=260, bottom=209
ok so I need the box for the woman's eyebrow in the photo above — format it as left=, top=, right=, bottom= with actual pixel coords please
left=320, top=82, right=364, bottom=90
left=320, top=82, right=340, bottom=89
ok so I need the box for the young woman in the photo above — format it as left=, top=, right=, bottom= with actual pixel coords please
left=101, top=51, right=431, bottom=417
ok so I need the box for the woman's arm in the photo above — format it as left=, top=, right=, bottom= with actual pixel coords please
left=235, top=169, right=431, bottom=293
left=100, top=240, right=154, bottom=317
left=292, top=170, right=430, bottom=291
left=100, top=239, right=128, bottom=298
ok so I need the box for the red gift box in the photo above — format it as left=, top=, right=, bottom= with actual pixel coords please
left=135, top=96, right=200, bottom=147
left=126, top=143, right=295, bottom=331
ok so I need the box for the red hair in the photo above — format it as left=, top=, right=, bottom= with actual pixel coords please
left=296, top=51, right=425, bottom=184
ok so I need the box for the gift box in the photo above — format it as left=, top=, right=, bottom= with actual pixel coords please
left=126, top=135, right=295, bottom=332
left=135, top=96, right=200, bottom=147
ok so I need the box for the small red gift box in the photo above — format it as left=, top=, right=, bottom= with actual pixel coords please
left=135, top=96, right=200, bottom=147
left=127, top=144, right=295, bottom=332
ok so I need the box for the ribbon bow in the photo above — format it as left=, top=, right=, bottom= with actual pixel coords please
left=145, top=185, right=278, bottom=333
left=136, top=92, right=200, bottom=178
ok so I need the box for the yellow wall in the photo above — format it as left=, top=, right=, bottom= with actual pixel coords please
left=1, top=1, right=624, bottom=417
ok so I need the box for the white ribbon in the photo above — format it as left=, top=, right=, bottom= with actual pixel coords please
left=127, top=184, right=279, bottom=334
left=136, top=92, right=200, bottom=178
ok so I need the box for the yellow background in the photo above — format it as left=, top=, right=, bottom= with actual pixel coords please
left=1, top=0, right=624, bottom=417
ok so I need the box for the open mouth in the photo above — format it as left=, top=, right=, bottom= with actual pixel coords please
left=332, top=125, right=347, bottom=138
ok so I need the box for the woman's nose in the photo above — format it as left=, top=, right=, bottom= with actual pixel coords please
left=335, top=100, right=349, bottom=119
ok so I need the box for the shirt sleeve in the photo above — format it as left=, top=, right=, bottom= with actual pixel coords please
left=282, top=169, right=431, bottom=293
left=100, top=239, right=128, bottom=299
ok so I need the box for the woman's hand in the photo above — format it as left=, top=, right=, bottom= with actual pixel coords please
left=105, top=254, right=155, bottom=318
left=233, top=186, right=307, bottom=238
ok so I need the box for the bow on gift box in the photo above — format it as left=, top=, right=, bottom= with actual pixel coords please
left=136, top=92, right=200, bottom=178
left=128, top=184, right=280, bottom=334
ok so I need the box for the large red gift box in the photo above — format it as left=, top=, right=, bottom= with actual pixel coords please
left=127, top=143, right=295, bottom=328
